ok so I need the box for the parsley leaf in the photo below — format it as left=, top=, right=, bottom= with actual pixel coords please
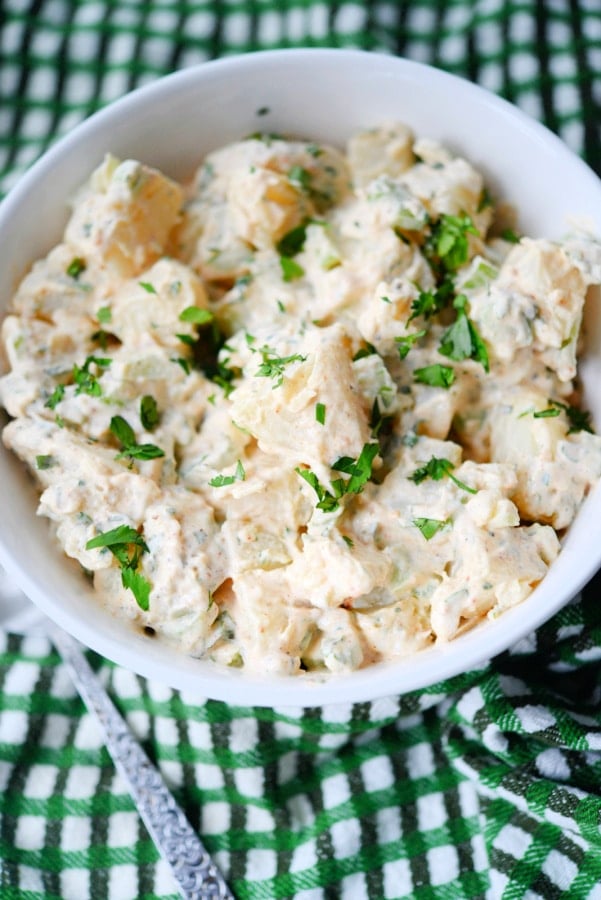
left=414, top=364, right=455, bottom=388
left=315, top=402, right=326, bottom=425
left=44, top=384, right=65, bottom=410
left=425, top=213, right=479, bottom=275
left=532, top=407, right=562, bottom=419
left=331, top=442, right=379, bottom=494
left=73, top=355, right=112, bottom=397
left=35, top=454, right=55, bottom=470
left=121, top=567, right=151, bottom=611
left=96, top=306, right=112, bottom=324
left=139, top=281, right=157, bottom=294
left=110, top=415, right=165, bottom=461
left=66, top=257, right=86, bottom=279
left=369, top=397, right=393, bottom=438
left=396, top=330, right=427, bottom=359
left=296, top=443, right=379, bottom=512
left=140, top=395, right=159, bottom=431
left=545, top=400, right=594, bottom=434
left=280, top=256, right=305, bottom=282
left=276, top=222, right=309, bottom=257
left=86, top=525, right=151, bottom=610
left=413, top=517, right=451, bottom=540
left=288, top=165, right=312, bottom=193
left=209, top=460, right=246, bottom=487
left=255, top=347, right=307, bottom=387
left=407, top=280, right=454, bottom=323
left=296, top=467, right=340, bottom=512
left=353, top=341, right=378, bottom=361
left=178, top=306, right=214, bottom=325
left=410, top=456, right=476, bottom=494
left=438, top=294, right=489, bottom=371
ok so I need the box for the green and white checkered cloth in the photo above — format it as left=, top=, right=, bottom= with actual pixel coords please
left=1, top=3, right=601, bottom=898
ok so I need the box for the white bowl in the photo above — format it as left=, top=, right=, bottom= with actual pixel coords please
left=1, top=49, right=601, bottom=707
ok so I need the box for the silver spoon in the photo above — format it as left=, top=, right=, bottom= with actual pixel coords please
left=49, top=624, right=234, bottom=900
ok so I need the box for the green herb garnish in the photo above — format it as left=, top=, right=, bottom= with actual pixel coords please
left=407, top=281, right=454, bottom=323
left=110, top=415, right=165, bottom=461
left=410, top=456, right=476, bottom=494
left=538, top=400, right=594, bottom=434
left=296, top=442, right=379, bottom=512
left=140, top=395, right=159, bottom=431
left=73, top=355, right=112, bottom=397
left=45, top=384, right=65, bottom=410
left=255, top=347, right=307, bottom=387
left=178, top=306, right=214, bottom=325
left=139, top=281, right=157, bottom=294
left=209, top=459, right=245, bottom=487
left=395, top=330, right=427, bottom=360
left=86, top=524, right=151, bottom=610
left=532, top=407, right=562, bottom=419
left=438, top=294, right=489, bottom=372
left=425, top=213, right=479, bottom=275
left=276, top=222, right=308, bottom=257
left=35, top=455, right=55, bottom=470
left=413, top=517, right=451, bottom=540
left=96, top=306, right=112, bottom=324
left=66, top=257, right=86, bottom=279
left=288, top=165, right=312, bottom=193
left=315, top=402, right=326, bottom=425
left=280, top=256, right=305, bottom=282
left=414, top=364, right=455, bottom=388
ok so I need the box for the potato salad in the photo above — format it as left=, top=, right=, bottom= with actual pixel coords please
left=2, top=123, right=601, bottom=676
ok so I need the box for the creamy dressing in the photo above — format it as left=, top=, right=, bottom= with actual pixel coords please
left=2, top=123, right=600, bottom=676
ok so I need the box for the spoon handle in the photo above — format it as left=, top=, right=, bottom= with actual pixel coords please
left=50, top=625, right=234, bottom=900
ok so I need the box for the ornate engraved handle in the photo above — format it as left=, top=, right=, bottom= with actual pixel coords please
left=50, top=625, right=234, bottom=900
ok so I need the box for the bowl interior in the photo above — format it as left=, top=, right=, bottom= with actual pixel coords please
left=1, top=49, right=601, bottom=707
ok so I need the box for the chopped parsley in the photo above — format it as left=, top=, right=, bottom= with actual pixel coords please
left=280, top=256, right=305, bottom=282
left=66, top=257, right=86, bottom=279
left=353, top=341, right=377, bottom=361
left=96, top=306, right=112, bottom=324
left=288, top=165, right=312, bottom=193
left=178, top=306, right=214, bottom=325
left=477, top=186, right=494, bottom=212
left=35, top=454, right=55, bottom=470
left=425, top=213, right=479, bottom=276
left=501, top=228, right=521, bottom=244
left=410, top=456, right=476, bottom=494
left=86, top=525, right=151, bottom=611
left=276, top=222, right=308, bottom=257
left=533, top=399, right=594, bottom=434
left=413, top=517, right=451, bottom=540
left=532, top=406, right=562, bottom=419
left=296, top=442, right=379, bottom=512
left=407, top=281, right=454, bottom=323
left=414, top=363, right=455, bottom=388
left=139, top=281, right=157, bottom=294
left=140, top=394, right=159, bottom=431
left=44, top=384, right=65, bottom=410
left=255, top=346, right=307, bottom=387
left=209, top=460, right=245, bottom=487
left=331, top=442, right=379, bottom=495
left=110, top=415, right=165, bottom=461
left=370, top=397, right=393, bottom=438
left=73, top=355, right=112, bottom=397
left=438, top=294, right=489, bottom=372
left=172, top=356, right=191, bottom=374
left=315, top=402, right=326, bottom=425
left=395, top=330, right=426, bottom=359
